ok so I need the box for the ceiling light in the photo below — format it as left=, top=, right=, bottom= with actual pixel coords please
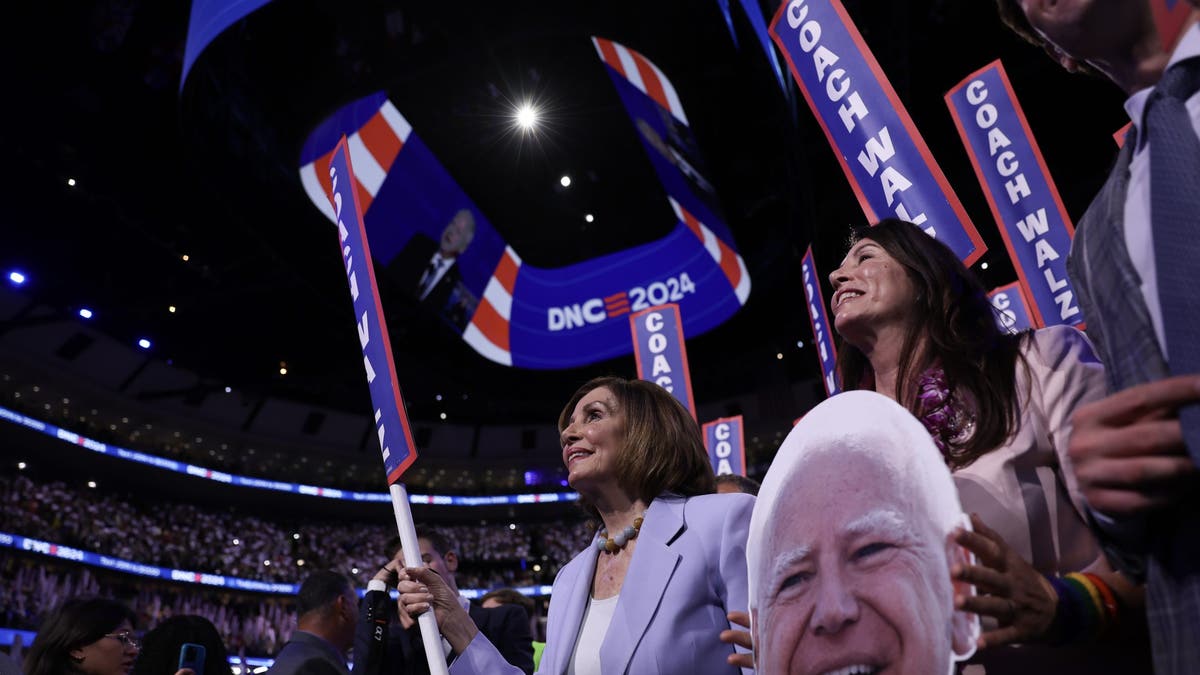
left=17, top=462, right=26, bottom=470
left=87, top=480, right=97, bottom=488
left=439, top=412, right=447, bottom=420
left=585, top=214, right=594, bottom=223
left=515, top=103, right=538, bottom=130
left=776, top=352, right=784, bottom=360
left=8, top=271, right=26, bottom=286
left=78, top=308, right=93, bottom=319
left=981, top=261, right=989, bottom=270
left=67, top=178, right=76, bottom=187
left=168, top=305, right=177, bottom=313
left=796, top=340, right=804, bottom=348
left=181, top=254, right=190, bottom=262
left=560, top=175, right=571, bottom=188
left=279, top=367, right=288, bottom=375
left=224, top=386, right=232, bottom=393
left=137, top=338, right=151, bottom=349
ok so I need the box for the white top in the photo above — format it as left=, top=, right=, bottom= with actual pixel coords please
left=566, top=595, right=619, bottom=675
left=1121, top=23, right=1200, bottom=360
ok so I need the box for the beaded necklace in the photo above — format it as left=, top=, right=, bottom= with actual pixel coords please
left=594, top=515, right=645, bottom=553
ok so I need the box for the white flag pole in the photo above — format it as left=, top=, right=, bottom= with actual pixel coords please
left=388, top=484, right=451, bottom=675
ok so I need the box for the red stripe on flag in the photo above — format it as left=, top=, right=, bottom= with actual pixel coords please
left=314, top=149, right=336, bottom=203
left=631, top=51, right=670, bottom=113
left=718, top=242, right=742, bottom=289
left=355, top=178, right=374, bottom=214
left=679, top=209, right=704, bottom=240
left=473, top=299, right=510, bottom=351
left=358, top=112, right=404, bottom=174
left=595, top=38, right=625, bottom=77
left=495, top=252, right=520, bottom=293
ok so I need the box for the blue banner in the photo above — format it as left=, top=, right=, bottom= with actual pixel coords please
left=327, top=138, right=419, bottom=484
left=988, top=282, right=1035, bottom=334
left=0, top=531, right=552, bottom=598
left=703, top=415, right=746, bottom=476
left=769, top=0, right=985, bottom=265
left=945, top=60, right=1081, bottom=329
left=801, top=246, right=840, bottom=396
left=630, top=303, right=696, bottom=416
left=0, top=407, right=577, bottom=507
left=182, top=0, right=273, bottom=88
left=299, top=39, right=751, bottom=371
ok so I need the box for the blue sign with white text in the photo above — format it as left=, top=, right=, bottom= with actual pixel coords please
left=328, top=138, right=419, bottom=483
left=703, top=416, right=746, bottom=476
left=801, top=247, right=840, bottom=396
left=989, top=282, right=1035, bottom=334
left=770, top=0, right=985, bottom=265
left=630, top=303, right=696, bottom=417
left=946, top=61, right=1081, bottom=328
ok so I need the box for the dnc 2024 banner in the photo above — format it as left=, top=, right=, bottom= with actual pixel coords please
left=946, top=60, right=1082, bottom=329
left=298, top=39, right=749, bottom=370
left=769, top=0, right=985, bottom=266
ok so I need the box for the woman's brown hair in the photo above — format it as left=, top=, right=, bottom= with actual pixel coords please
left=558, top=376, right=715, bottom=514
left=834, top=219, right=1029, bottom=469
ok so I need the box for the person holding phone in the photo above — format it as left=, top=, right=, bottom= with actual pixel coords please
left=132, top=615, right=231, bottom=675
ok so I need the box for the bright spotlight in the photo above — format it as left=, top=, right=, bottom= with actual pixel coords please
left=560, top=175, right=571, bottom=188
left=585, top=214, right=594, bottom=223
left=78, top=308, right=93, bottom=319
left=137, top=338, right=151, bottom=350
left=67, top=178, right=76, bottom=187
left=8, top=271, right=26, bottom=286
left=515, top=103, right=538, bottom=130
left=981, top=261, right=989, bottom=270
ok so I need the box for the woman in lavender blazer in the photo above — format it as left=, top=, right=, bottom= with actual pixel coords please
left=399, top=376, right=754, bottom=675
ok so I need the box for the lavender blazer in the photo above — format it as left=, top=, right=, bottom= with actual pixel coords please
left=451, top=493, right=755, bottom=675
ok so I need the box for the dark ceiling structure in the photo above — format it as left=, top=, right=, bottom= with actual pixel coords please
left=3, top=0, right=1128, bottom=433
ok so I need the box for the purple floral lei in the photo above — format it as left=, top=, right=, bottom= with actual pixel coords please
left=914, top=366, right=974, bottom=461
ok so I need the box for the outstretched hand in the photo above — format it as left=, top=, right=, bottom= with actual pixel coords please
left=952, top=514, right=1058, bottom=649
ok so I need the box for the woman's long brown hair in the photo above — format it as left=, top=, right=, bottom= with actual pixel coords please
left=834, top=219, right=1029, bottom=469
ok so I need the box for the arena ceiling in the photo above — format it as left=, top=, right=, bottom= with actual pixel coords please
left=2, top=0, right=1127, bottom=430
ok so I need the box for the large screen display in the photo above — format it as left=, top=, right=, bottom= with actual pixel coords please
left=299, top=39, right=750, bottom=369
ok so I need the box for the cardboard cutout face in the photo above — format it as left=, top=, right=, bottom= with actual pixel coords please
left=747, top=391, right=979, bottom=675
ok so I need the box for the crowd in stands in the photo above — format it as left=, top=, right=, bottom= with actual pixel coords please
left=0, top=554, right=297, bottom=657
left=0, top=474, right=591, bottom=588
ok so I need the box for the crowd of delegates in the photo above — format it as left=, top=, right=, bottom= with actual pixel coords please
left=0, top=474, right=588, bottom=588
left=6, top=3, right=1199, bottom=673
left=0, top=554, right=296, bottom=657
